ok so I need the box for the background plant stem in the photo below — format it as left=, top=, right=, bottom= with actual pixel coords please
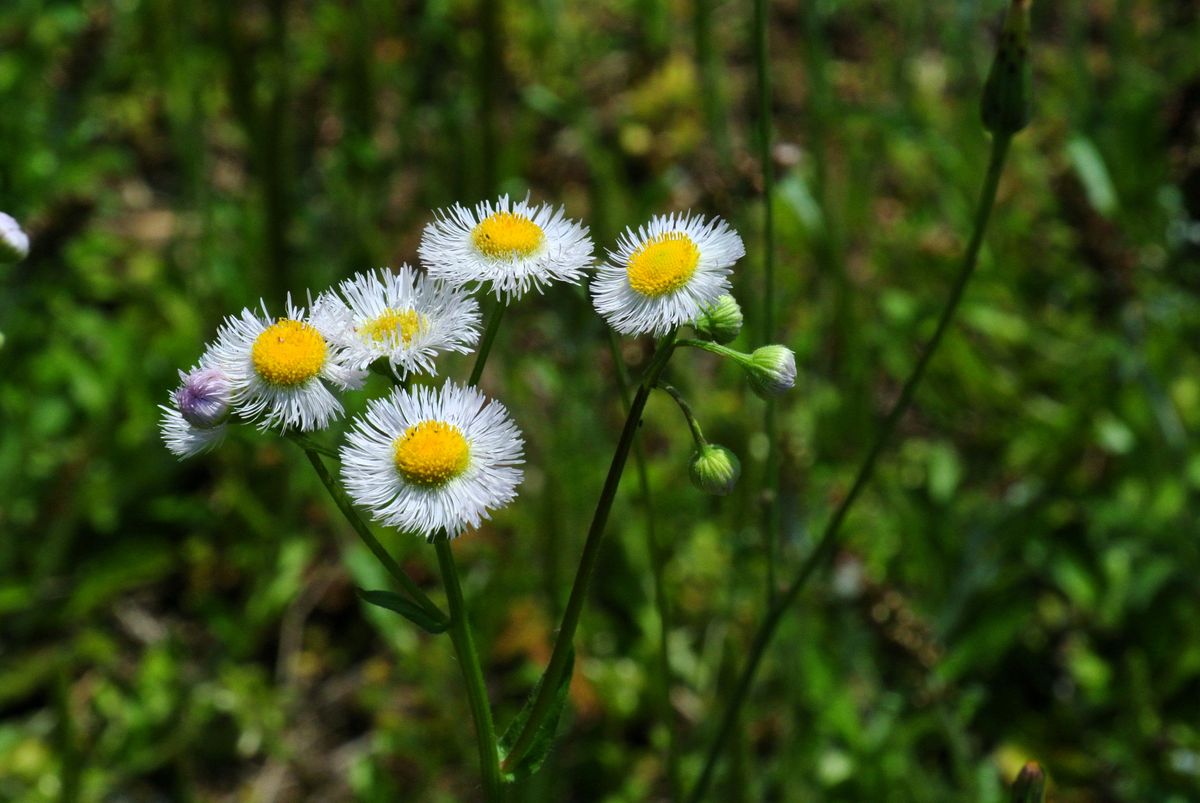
left=470, top=299, right=509, bottom=387
left=503, top=332, right=678, bottom=771
left=436, top=537, right=505, bottom=801
left=686, top=132, right=1014, bottom=802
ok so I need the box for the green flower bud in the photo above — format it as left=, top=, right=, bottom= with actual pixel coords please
left=0, top=212, right=29, bottom=264
left=693, top=294, right=744, bottom=344
left=1009, top=762, right=1046, bottom=803
left=745, top=345, right=796, bottom=398
left=689, top=444, right=741, bottom=496
left=981, top=0, right=1032, bottom=136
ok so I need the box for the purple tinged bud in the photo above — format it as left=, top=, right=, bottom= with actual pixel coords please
left=174, top=367, right=232, bottom=429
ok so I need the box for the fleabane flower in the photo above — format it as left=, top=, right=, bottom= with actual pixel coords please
left=591, top=213, right=745, bottom=336
left=209, top=297, right=365, bottom=431
left=316, top=266, right=481, bottom=378
left=160, top=363, right=232, bottom=458
left=340, top=381, right=524, bottom=539
left=418, top=194, right=593, bottom=300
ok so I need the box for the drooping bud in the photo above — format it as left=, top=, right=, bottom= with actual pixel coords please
left=1009, top=761, right=1046, bottom=803
left=689, top=444, right=741, bottom=496
left=174, top=366, right=233, bottom=429
left=693, top=294, right=744, bottom=344
left=981, top=0, right=1033, bottom=136
left=744, top=345, right=796, bottom=398
left=0, top=212, right=30, bottom=264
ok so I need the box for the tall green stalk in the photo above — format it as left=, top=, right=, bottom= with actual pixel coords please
left=503, top=332, right=679, bottom=771
left=436, top=537, right=504, bottom=801
left=752, top=0, right=779, bottom=600
left=685, top=132, right=1016, bottom=802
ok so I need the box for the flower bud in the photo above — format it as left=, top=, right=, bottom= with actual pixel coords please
left=693, top=294, right=744, bottom=344
left=689, top=444, right=741, bottom=496
left=981, top=0, right=1032, bottom=136
left=0, top=212, right=30, bottom=264
left=1009, top=761, right=1046, bottom=803
left=745, top=345, right=796, bottom=398
left=174, top=366, right=232, bottom=429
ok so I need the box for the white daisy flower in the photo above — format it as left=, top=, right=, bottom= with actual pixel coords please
left=316, top=266, right=481, bottom=378
left=208, top=297, right=366, bottom=431
left=418, top=194, right=593, bottom=300
left=160, top=363, right=232, bottom=458
left=340, top=380, right=524, bottom=539
left=590, top=212, right=745, bottom=336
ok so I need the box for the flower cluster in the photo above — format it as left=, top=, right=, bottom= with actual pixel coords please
left=162, top=196, right=797, bottom=536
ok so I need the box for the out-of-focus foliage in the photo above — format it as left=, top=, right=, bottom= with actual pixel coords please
left=2, top=0, right=1199, bottom=800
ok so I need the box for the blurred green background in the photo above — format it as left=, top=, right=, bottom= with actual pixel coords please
left=3, top=0, right=1200, bottom=800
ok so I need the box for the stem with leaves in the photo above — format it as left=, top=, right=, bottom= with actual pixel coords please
left=685, top=131, right=1015, bottom=802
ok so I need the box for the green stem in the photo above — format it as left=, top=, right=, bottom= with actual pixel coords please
left=470, top=299, right=509, bottom=387
left=657, top=382, right=707, bottom=448
left=436, top=537, right=504, bottom=801
left=685, top=133, right=1014, bottom=802
left=608, top=334, right=682, bottom=800
left=503, top=332, right=679, bottom=771
left=752, top=0, right=779, bottom=602
left=301, top=447, right=447, bottom=624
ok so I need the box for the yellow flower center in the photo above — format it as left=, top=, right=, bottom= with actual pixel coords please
left=358, top=307, right=427, bottom=347
left=471, top=212, right=545, bottom=260
left=251, top=319, right=327, bottom=387
left=393, top=420, right=471, bottom=487
left=626, top=232, right=700, bottom=297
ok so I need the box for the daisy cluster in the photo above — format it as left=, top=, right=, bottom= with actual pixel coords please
left=162, top=195, right=792, bottom=538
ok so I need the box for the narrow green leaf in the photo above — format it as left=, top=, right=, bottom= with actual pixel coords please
left=1010, top=761, right=1046, bottom=803
left=356, top=589, right=448, bottom=634
left=499, top=648, right=575, bottom=782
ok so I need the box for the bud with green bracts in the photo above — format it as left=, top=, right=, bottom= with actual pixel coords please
left=746, top=345, right=796, bottom=398
left=981, top=0, right=1032, bottom=136
left=0, top=212, right=29, bottom=264
left=689, top=444, right=741, bottom=496
left=693, top=294, right=744, bottom=344
left=1009, top=761, right=1046, bottom=803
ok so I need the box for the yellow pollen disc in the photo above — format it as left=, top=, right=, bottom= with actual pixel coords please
left=251, top=319, right=327, bottom=387
left=393, top=421, right=471, bottom=486
left=471, top=212, right=545, bottom=260
left=358, top=308, right=427, bottom=347
left=626, top=232, right=700, bottom=297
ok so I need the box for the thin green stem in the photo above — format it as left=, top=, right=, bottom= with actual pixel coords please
left=685, top=133, right=1014, bottom=802
left=657, top=382, right=707, bottom=448
left=436, top=537, right=504, bottom=801
left=753, top=0, right=779, bottom=603
left=503, top=332, right=678, bottom=772
left=607, top=334, right=682, bottom=799
left=301, top=447, right=447, bottom=624
left=470, top=299, right=509, bottom=387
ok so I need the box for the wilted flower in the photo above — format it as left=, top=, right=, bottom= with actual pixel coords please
left=174, top=366, right=232, bottom=429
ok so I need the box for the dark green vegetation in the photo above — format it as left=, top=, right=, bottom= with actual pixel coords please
left=3, top=1, right=1199, bottom=800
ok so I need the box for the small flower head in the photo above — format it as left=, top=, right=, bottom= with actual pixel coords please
left=591, top=212, right=745, bottom=336
left=689, top=444, right=741, bottom=496
left=316, top=266, right=481, bottom=378
left=208, top=297, right=366, bottom=431
left=340, top=380, right=524, bottom=539
left=419, top=195, right=593, bottom=300
left=693, top=294, right=744, bottom=344
left=173, top=366, right=233, bottom=428
left=0, top=212, right=30, bottom=264
left=160, top=361, right=230, bottom=459
left=745, top=345, right=796, bottom=398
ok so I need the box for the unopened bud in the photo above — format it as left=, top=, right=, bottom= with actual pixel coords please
left=745, top=345, right=796, bottom=398
left=981, top=0, right=1032, bottom=136
left=689, top=444, right=741, bottom=496
left=174, top=366, right=232, bottom=428
left=693, top=294, right=744, bottom=344
left=1009, top=762, right=1046, bottom=803
left=0, top=212, right=30, bottom=264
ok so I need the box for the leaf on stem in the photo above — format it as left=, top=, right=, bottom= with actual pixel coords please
left=498, top=647, right=575, bottom=782
left=356, top=588, right=448, bottom=634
